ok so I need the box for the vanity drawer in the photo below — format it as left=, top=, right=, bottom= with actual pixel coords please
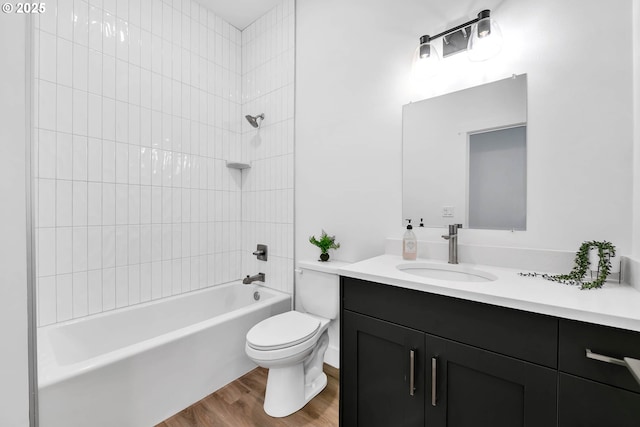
left=341, top=276, right=558, bottom=368
left=559, top=319, right=640, bottom=393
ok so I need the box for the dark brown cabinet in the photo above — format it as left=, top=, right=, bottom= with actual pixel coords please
left=340, top=276, right=640, bottom=427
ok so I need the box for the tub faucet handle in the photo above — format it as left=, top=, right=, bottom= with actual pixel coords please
left=252, top=244, right=268, bottom=261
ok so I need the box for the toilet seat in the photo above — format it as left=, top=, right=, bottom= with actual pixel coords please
left=246, top=311, right=320, bottom=351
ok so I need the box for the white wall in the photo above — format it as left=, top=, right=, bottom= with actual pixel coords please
left=0, top=13, right=31, bottom=427
left=633, top=0, right=640, bottom=259
left=296, top=0, right=635, bottom=263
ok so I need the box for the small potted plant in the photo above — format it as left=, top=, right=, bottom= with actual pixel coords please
left=309, top=230, right=341, bottom=262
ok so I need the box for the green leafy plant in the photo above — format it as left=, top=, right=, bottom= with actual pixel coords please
left=519, top=240, right=616, bottom=290
left=309, top=230, right=341, bottom=255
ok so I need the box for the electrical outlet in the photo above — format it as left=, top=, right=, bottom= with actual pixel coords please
left=442, top=206, right=454, bottom=218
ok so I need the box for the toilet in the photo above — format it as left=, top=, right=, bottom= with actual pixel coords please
left=245, top=260, right=344, bottom=417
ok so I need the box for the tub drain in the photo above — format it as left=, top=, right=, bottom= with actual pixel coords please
left=253, top=291, right=261, bottom=301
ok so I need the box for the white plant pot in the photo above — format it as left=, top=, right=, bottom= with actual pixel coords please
left=588, top=248, right=620, bottom=274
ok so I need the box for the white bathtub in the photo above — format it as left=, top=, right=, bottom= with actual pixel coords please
left=37, top=282, right=291, bottom=427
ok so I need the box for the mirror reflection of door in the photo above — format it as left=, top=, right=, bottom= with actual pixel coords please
left=468, top=126, right=526, bottom=230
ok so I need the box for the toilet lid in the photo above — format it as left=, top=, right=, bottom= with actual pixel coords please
left=246, top=311, right=321, bottom=351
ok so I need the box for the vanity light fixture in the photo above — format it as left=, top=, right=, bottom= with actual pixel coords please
left=412, top=9, right=503, bottom=78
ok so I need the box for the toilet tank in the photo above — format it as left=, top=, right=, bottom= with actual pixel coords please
left=297, top=260, right=350, bottom=320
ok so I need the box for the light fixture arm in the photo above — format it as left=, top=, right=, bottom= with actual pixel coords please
left=420, top=9, right=490, bottom=44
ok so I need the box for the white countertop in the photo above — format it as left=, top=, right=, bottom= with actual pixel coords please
left=338, top=254, right=640, bottom=333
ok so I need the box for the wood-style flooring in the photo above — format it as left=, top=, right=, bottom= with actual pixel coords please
left=156, top=365, right=339, bottom=427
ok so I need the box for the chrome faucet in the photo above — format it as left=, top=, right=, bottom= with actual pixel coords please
left=243, top=273, right=265, bottom=284
left=441, top=224, right=463, bottom=264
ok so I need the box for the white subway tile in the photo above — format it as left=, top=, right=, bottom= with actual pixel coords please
left=115, top=183, right=128, bottom=225
left=55, top=132, right=72, bottom=180
left=88, top=6, right=103, bottom=52
left=57, top=38, right=73, bottom=87
left=87, top=182, right=102, bottom=225
left=128, top=225, right=140, bottom=264
left=39, top=31, right=57, bottom=83
left=38, top=228, right=56, bottom=277
left=129, top=0, right=141, bottom=28
left=102, top=182, right=116, bottom=225
left=102, top=140, right=115, bottom=182
left=72, top=271, right=89, bottom=317
left=72, top=227, right=88, bottom=271
left=140, top=262, right=151, bottom=301
left=171, top=259, right=181, bottom=294
left=87, top=269, right=103, bottom=314
left=73, top=89, right=88, bottom=136
left=88, top=50, right=102, bottom=95
left=56, top=227, right=73, bottom=274
left=72, top=181, right=88, bottom=227
left=56, top=180, right=73, bottom=227
left=87, top=138, right=102, bottom=181
left=87, top=93, right=102, bottom=138
left=115, top=142, right=128, bottom=183
left=115, top=101, right=129, bottom=143
left=161, top=223, right=171, bottom=259
left=87, top=226, right=102, bottom=270
left=151, top=260, right=162, bottom=299
left=102, top=267, right=116, bottom=310
left=38, top=276, right=57, bottom=326
left=103, top=12, right=116, bottom=57
left=140, top=107, right=152, bottom=146
left=128, top=184, right=140, bottom=223
left=115, top=225, right=128, bottom=266
left=116, top=58, right=129, bottom=102
left=57, top=0, right=74, bottom=41
left=102, top=225, right=116, bottom=268
left=140, top=224, right=152, bottom=262
left=128, top=263, right=140, bottom=304
left=140, top=185, right=151, bottom=224
left=102, top=97, right=116, bottom=141
left=57, top=85, right=73, bottom=133
left=161, top=260, right=172, bottom=296
left=72, top=136, right=88, bottom=180
left=38, top=179, right=56, bottom=228
left=103, top=54, right=116, bottom=99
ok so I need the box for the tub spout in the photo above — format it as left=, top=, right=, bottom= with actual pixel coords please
left=243, top=273, right=265, bottom=284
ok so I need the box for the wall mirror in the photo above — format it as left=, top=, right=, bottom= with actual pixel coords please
left=402, top=74, right=527, bottom=230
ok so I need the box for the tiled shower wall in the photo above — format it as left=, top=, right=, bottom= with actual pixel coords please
left=241, top=1, right=295, bottom=295
left=34, top=0, right=245, bottom=326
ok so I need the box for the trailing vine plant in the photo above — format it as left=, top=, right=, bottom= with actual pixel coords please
left=519, top=241, right=616, bottom=290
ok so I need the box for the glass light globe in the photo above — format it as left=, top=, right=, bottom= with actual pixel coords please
left=412, top=40, right=441, bottom=79
left=467, top=17, right=503, bottom=62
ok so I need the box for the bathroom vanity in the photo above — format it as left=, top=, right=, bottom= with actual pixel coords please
left=338, top=255, right=640, bottom=427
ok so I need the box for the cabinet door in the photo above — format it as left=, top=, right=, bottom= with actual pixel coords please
left=341, top=310, right=425, bottom=427
left=558, top=373, right=640, bottom=427
left=426, top=335, right=557, bottom=427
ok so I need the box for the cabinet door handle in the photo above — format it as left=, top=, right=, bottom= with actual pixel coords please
left=409, top=349, right=416, bottom=396
left=431, top=357, right=437, bottom=406
left=586, top=349, right=640, bottom=386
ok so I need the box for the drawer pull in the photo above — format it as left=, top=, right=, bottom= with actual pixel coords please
left=409, top=349, right=416, bottom=396
left=586, top=349, right=640, bottom=386
left=431, top=357, right=437, bottom=406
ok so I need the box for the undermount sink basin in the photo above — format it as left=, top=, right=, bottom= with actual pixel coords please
left=397, top=262, right=498, bottom=283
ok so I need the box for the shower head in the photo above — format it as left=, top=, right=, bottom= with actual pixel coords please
left=245, top=113, right=265, bottom=128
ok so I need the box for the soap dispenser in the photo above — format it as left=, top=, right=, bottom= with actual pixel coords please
left=403, top=219, right=417, bottom=260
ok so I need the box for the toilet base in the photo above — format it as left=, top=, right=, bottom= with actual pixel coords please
left=262, top=331, right=330, bottom=417
left=263, top=366, right=328, bottom=417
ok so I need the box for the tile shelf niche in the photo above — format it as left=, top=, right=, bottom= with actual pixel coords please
left=226, top=161, right=252, bottom=170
